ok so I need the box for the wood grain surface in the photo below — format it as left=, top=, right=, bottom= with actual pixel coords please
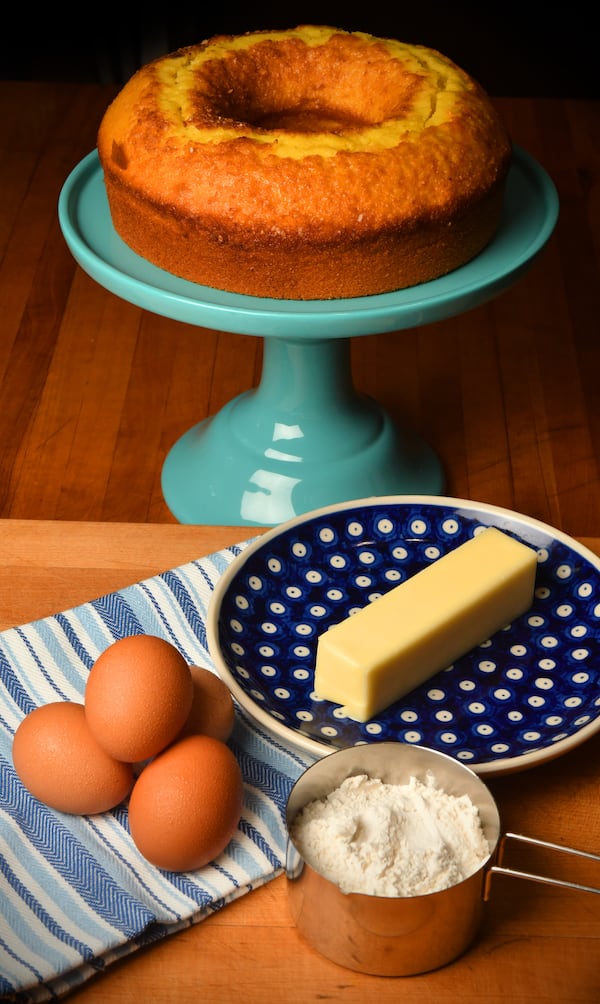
left=1, top=519, right=599, bottom=1003
left=1, top=81, right=599, bottom=1003
left=1, top=84, right=599, bottom=538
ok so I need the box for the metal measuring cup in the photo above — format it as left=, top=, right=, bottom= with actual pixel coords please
left=285, top=742, right=600, bottom=976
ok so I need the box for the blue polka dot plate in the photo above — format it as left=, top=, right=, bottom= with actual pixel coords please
left=206, top=496, right=600, bottom=776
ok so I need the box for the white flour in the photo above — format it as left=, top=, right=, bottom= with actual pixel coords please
left=290, top=771, right=490, bottom=897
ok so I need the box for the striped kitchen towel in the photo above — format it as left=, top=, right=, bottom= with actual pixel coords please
left=0, top=540, right=316, bottom=1002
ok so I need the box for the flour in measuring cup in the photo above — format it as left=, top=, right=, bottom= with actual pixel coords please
left=290, top=771, right=490, bottom=896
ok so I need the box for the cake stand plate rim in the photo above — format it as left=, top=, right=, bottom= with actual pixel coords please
left=58, top=146, right=558, bottom=338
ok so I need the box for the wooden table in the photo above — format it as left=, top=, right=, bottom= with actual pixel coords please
left=1, top=84, right=599, bottom=535
left=1, top=519, right=599, bottom=1003
left=1, top=78, right=599, bottom=1002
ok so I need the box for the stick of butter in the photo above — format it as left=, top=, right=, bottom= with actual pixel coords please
left=313, top=526, right=538, bottom=722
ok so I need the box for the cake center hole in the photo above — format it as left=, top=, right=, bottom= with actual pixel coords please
left=251, top=106, right=374, bottom=133
left=196, top=40, right=424, bottom=133
left=198, top=43, right=410, bottom=134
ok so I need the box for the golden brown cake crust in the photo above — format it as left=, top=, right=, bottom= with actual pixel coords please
left=97, top=25, right=512, bottom=300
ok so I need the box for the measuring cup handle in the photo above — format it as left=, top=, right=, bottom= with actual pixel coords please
left=484, top=831, right=600, bottom=899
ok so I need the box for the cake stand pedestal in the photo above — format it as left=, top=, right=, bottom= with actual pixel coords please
left=59, top=148, right=558, bottom=526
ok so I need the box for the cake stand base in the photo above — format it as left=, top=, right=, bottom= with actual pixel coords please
left=162, top=410, right=443, bottom=526
left=162, top=336, right=442, bottom=525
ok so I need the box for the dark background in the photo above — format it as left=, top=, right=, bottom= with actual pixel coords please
left=3, top=4, right=598, bottom=97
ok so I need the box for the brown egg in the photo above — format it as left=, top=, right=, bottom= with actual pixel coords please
left=12, top=702, right=134, bottom=815
left=85, top=634, right=193, bottom=762
left=176, top=665, right=236, bottom=743
left=128, top=734, right=244, bottom=872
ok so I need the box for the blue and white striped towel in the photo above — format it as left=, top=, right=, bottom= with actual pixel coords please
left=0, top=540, right=316, bottom=1002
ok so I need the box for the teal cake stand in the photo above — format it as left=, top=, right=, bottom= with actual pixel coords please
left=59, top=148, right=558, bottom=526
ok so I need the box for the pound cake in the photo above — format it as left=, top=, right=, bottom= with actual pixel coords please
left=97, top=25, right=512, bottom=300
